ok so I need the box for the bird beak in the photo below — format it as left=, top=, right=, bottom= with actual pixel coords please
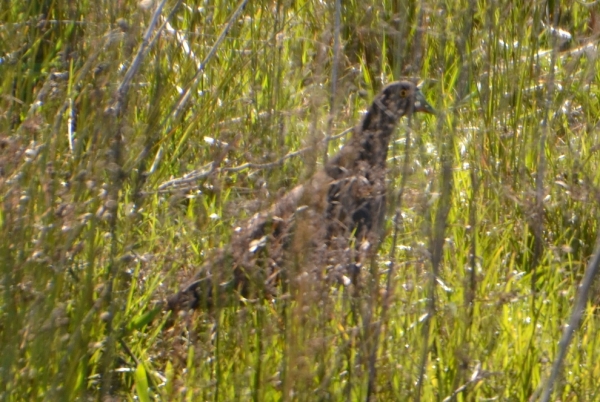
left=414, top=90, right=435, bottom=115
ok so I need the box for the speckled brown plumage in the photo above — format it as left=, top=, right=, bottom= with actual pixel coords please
left=167, top=81, right=433, bottom=311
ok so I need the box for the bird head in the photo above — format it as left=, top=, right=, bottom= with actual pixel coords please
left=378, top=81, right=435, bottom=118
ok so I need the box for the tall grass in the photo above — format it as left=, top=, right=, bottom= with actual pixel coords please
left=1, top=0, right=600, bottom=400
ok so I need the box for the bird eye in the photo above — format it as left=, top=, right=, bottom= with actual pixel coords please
left=399, top=89, right=408, bottom=97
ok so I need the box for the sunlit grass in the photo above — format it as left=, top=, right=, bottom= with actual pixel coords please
left=1, top=0, right=600, bottom=400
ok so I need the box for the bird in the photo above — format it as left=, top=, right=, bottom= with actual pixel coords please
left=167, top=81, right=434, bottom=311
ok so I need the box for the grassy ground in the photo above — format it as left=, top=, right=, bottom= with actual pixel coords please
left=2, top=0, right=600, bottom=400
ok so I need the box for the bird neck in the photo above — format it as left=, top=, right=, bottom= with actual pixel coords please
left=354, top=100, right=404, bottom=170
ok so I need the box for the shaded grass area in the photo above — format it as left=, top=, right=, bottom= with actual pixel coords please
left=1, top=0, right=600, bottom=400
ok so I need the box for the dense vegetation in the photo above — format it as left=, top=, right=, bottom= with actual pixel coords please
left=2, top=0, right=600, bottom=400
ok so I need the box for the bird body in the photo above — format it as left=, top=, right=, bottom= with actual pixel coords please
left=167, top=81, right=433, bottom=311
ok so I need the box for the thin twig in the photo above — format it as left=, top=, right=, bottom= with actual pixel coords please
left=155, top=127, right=354, bottom=192
left=171, top=0, right=250, bottom=120
left=531, top=0, right=560, bottom=292
left=441, top=362, right=498, bottom=402
left=412, top=0, right=425, bottom=71
left=323, top=0, right=341, bottom=164
left=148, top=0, right=250, bottom=175
left=466, top=165, right=480, bottom=326
left=99, top=3, right=179, bottom=396
left=540, top=235, right=600, bottom=401
left=112, top=0, right=172, bottom=116
left=163, top=19, right=201, bottom=70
